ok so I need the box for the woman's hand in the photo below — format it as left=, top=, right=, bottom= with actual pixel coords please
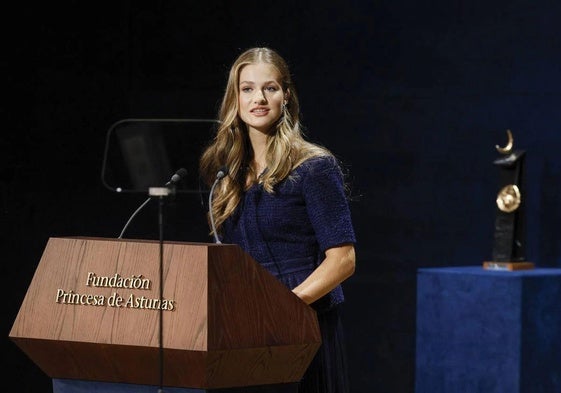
left=292, top=243, right=355, bottom=305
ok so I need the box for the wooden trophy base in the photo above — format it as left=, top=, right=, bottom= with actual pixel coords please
left=483, top=261, right=535, bottom=271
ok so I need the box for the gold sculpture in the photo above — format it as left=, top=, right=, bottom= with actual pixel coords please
left=495, top=129, right=513, bottom=155
left=496, top=184, right=521, bottom=213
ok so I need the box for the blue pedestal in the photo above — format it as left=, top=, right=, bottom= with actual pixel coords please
left=415, top=266, right=561, bottom=393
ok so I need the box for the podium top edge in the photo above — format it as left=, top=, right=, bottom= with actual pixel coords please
left=49, top=236, right=236, bottom=247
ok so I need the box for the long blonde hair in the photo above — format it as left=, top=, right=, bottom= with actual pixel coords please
left=199, top=47, right=330, bottom=234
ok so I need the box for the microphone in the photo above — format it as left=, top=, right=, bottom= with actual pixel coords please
left=208, top=166, right=228, bottom=244
left=165, top=167, right=188, bottom=186
left=117, top=168, right=187, bottom=239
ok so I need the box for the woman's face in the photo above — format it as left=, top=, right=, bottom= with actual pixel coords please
left=238, top=62, right=285, bottom=134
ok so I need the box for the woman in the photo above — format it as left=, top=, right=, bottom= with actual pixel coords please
left=199, top=47, right=356, bottom=393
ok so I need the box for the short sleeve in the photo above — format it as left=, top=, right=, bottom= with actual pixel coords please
left=301, top=156, right=356, bottom=252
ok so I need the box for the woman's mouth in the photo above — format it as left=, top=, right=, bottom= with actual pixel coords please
left=251, top=107, right=269, bottom=116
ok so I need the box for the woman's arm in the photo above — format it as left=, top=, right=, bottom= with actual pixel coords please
left=292, top=243, right=356, bottom=305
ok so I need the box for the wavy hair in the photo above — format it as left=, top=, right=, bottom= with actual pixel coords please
left=199, top=47, right=331, bottom=235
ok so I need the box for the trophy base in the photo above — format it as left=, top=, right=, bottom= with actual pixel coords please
left=483, top=261, right=535, bottom=271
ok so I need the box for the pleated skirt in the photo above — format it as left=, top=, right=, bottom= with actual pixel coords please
left=297, top=305, right=350, bottom=393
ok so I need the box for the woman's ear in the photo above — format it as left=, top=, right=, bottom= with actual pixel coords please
left=284, top=88, right=291, bottom=104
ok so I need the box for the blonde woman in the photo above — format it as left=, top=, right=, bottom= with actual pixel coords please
left=199, top=47, right=356, bottom=393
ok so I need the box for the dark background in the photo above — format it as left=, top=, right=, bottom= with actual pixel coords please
left=3, top=1, right=561, bottom=392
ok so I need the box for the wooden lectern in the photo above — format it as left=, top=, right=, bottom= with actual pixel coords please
left=9, top=237, right=321, bottom=392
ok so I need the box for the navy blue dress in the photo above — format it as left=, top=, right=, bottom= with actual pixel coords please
left=222, top=155, right=356, bottom=393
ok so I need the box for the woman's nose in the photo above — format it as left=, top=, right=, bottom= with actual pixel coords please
left=253, top=89, right=266, bottom=103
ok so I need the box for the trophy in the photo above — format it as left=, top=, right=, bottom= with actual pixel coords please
left=483, top=130, right=535, bottom=271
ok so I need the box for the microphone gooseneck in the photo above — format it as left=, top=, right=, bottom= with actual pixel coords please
left=118, top=197, right=151, bottom=239
left=208, top=166, right=228, bottom=244
left=117, top=168, right=187, bottom=239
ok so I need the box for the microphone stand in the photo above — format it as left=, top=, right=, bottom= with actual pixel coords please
left=148, top=186, right=173, bottom=393
left=209, top=166, right=228, bottom=244
left=113, top=168, right=187, bottom=393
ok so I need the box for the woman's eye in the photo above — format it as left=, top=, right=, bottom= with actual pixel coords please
left=266, top=86, right=278, bottom=92
left=241, top=87, right=252, bottom=93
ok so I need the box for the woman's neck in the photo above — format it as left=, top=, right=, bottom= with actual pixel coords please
left=249, top=128, right=269, bottom=175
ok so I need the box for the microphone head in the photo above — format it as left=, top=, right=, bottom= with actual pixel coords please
left=176, top=167, right=188, bottom=178
left=169, top=168, right=188, bottom=184
left=217, top=166, right=229, bottom=179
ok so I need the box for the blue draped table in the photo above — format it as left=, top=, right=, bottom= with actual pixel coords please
left=415, top=266, right=561, bottom=393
